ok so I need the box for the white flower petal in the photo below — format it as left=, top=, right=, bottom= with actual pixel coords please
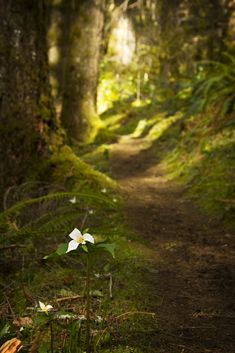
left=69, top=197, right=76, bottom=204
left=66, top=240, right=79, bottom=253
left=39, top=301, right=46, bottom=311
left=68, top=228, right=81, bottom=240
left=83, top=233, right=94, bottom=244
left=46, top=305, right=53, bottom=311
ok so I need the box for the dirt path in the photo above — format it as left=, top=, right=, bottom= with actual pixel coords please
left=110, top=136, right=235, bottom=353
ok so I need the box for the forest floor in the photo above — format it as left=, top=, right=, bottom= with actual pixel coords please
left=108, top=134, right=235, bottom=353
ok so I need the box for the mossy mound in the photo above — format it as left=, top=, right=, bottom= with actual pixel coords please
left=49, top=145, right=116, bottom=191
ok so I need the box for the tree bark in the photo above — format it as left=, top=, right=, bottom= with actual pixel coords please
left=0, top=0, right=61, bottom=203
left=60, top=0, right=105, bottom=143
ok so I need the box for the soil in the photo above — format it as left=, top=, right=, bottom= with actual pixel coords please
left=109, top=135, right=235, bottom=353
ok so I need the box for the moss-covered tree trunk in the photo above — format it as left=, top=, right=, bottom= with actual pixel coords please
left=0, top=0, right=61, bottom=202
left=61, top=0, right=105, bottom=144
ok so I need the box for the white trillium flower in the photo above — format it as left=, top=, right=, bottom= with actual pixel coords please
left=69, top=196, right=77, bottom=204
left=101, top=188, right=107, bottom=193
left=66, top=228, right=94, bottom=253
left=39, top=301, right=53, bottom=314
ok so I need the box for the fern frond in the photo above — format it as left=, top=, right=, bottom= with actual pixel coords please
left=186, top=54, right=235, bottom=116
left=0, top=192, right=116, bottom=222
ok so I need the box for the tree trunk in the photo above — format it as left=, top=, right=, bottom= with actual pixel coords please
left=0, top=0, right=61, bottom=202
left=61, top=0, right=105, bottom=144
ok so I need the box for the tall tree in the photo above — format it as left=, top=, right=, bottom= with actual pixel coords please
left=0, top=0, right=62, bottom=202
left=60, top=0, right=106, bottom=143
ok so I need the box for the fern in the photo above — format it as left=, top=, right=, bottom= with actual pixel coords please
left=0, top=189, right=117, bottom=248
left=185, top=54, right=235, bottom=118
left=0, top=191, right=116, bottom=222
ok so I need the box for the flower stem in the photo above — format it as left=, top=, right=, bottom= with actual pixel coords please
left=50, top=321, right=54, bottom=353
left=86, top=252, right=91, bottom=353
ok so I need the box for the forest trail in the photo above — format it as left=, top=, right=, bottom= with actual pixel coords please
left=109, top=135, right=235, bottom=353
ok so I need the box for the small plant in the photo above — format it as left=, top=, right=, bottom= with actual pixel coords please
left=33, top=301, right=55, bottom=353
left=44, top=227, right=115, bottom=353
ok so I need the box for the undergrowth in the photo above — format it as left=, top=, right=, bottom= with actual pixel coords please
left=0, top=174, right=158, bottom=352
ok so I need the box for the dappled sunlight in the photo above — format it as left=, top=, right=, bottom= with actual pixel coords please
left=143, top=114, right=181, bottom=147
left=131, top=98, right=151, bottom=107
left=131, top=119, right=147, bottom=138
left=48, top=45, right=60, bottom=66
left=109, top=15, right=136, bottom=65
left=97, top=15, right=136, bottom=114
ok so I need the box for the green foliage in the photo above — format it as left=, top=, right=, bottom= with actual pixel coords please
left=96, top=242, right=116, bottom=258
left=63, top=320, right=82, bottom=353
left=185, top=54, right=235, bottom=117
left=0, top=191, right=116, bottom=256
left=98, top=60, right=137, bottom=114
left=0, top=323, right=10, bottom=340
left=162, top=112, right=235, bottom=226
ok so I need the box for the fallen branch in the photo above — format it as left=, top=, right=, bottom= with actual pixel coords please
left=0, top=244, right=26, bottom=252
left=55, top=295, right=83, bottom=302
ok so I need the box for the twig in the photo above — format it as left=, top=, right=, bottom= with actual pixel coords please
left=86, top=253, right=91, bottom=353
left=178, top=325, right=216, bottom=329
left=4, top=294, right=16, bottom=318
left=55, top=295, right=83, bottom=302
left=169, top=343, right=195, bottom=352
left=114, top=311, right=155, bottom=320
left=108, top=273, right=113, bottom=299
left=50, top=322, right=54, bottom=353
left=3, top=185, right=16, bottom=210
left=0, top=244, right=26, bottom=252
left=80, top=209, right=89, bottom=230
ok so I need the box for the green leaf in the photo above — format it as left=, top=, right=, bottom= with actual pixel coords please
left=43, top=243, right=68, bottom=259
left=81, top=244, right=88, bottom=253
left=56, top=243, right=68, bottom=255
left=96, top=242, right=116, bottom=258
left=0, top=323, right=10, bottom=339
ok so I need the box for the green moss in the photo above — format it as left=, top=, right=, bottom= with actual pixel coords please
left=79, top=100, right=105, bottom=144
left=49, top=145, right=116, bottom=190
left=162, top=113, right=235, bottom=227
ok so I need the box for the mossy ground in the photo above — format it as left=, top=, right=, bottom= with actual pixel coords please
left=0, top=137, right=158, bottom=352
left=0, top=201, right=159, bottom=352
